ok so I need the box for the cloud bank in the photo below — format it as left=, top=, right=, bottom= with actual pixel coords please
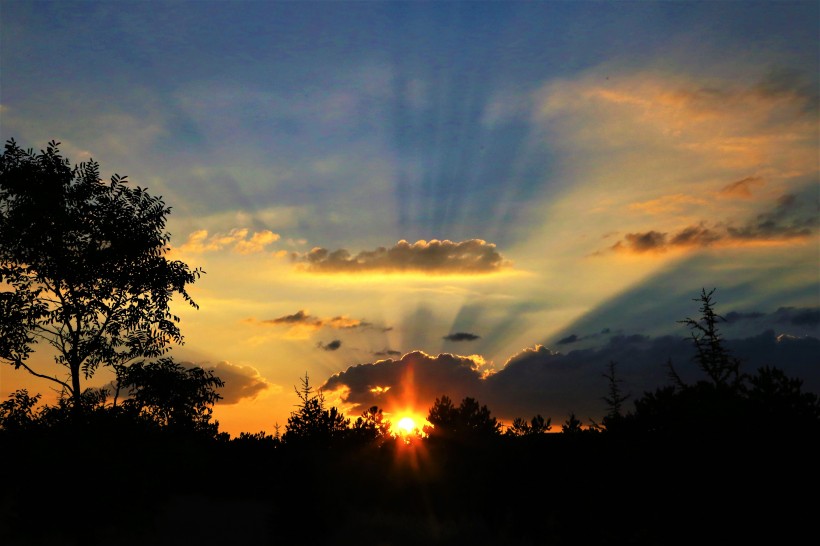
left=292, top=239, right=510, bottom=275
left=320, top=331, right=820, bottom=426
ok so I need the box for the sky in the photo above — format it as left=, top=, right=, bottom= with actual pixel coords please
left=1, top=0, right=818, bottom=437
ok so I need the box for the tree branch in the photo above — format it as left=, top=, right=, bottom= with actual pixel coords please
left=13, top=359, right=72, bottom=393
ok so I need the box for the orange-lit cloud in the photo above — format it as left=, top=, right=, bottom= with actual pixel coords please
left=291, top=239, right=511, bottom=275
left=253, top=310, right=373, bottom=333
left=176, top=228, right=280, bottom=254
left=610, top=193, right=817, bottom=254
left=719, top=176, right=765, bottom=198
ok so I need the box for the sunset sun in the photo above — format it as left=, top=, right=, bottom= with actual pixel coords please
left=397, top=416, right=416, bottom=434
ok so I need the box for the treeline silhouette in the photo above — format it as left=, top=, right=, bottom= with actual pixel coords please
left=1, top=141, right=817, bottom=544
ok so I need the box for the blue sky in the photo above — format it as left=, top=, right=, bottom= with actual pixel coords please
left=2, top=0, right=818, bottom=436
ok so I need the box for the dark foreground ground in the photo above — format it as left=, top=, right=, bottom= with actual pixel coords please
left=1, top=428, right=816, bottom=546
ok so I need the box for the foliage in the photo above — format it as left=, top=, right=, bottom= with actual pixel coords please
left=350, top=405, right=392, bottom=444
left=283, top=373, right=350, bottom=446
left=118, top=358, right=224, bottom=436
left=425, top=395, right=501, bottom=441
left=0, top=389, right=41, bottom=431
left=0, top=139, right=202, bottom=408
left=504, top=414, right=551, bottom=436
left=561, top=412, right=585, bottom=434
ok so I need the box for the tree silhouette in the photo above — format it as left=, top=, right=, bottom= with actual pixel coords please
left=0, top=139, right=202, bottom=412
left=350, top=405, right=392, bottom=444
left=425, top=395, right=501, bottom=441
left=619, top=288, right=820, bottom=438
left=561, top=412, right=584, bottom=434
left=601, top=360, right=630, bottom=431
left=283, top=373, right=349, bottom=446
left=118, top=358, right=224, bottom=436
left=679, top=288, right=740, bottom=388
left=505, top=413, right=551, bottom=436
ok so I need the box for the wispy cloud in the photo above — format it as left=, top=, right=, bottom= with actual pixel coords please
left=291, top=239, right=511, bottom=275
left=176, top=228, right=280, bottom=255
left=628, top=194, right=708, bottom=215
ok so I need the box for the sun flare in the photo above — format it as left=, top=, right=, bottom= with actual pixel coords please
left=397, top=416, right=416, bottom=434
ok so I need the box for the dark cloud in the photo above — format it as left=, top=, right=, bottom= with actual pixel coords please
left=725, top=311, right=766, bottom=323
left=443, top=332, right=481, bottom=342
left=320, top=351, right=489, bottom=416
left=260, top=310, right=370, bottom=330
left=205, top=361, right=270, bottom=405
left=318, top=339, right=342, bottom=351
left=557, top=334, right=579, bottom=345
left=724, top=307, right=820, bottom=328
left=611, top=193, right=817, bottom=254
left=612, top=231, right=667, bottom=253
left=754, top=66, right=819, bottom=114
left=773, top=307, right=820, bottom=327
left=292, top=239, right=511, bottom=274
left=268, top=310, right=311, bottom=324
left=669, top=224, right=722, bottom=247
left=320, top=332, right=820, bottom=427
left=374, top=348, right=402, bottom=357
left=726, top=193, right=817, bottom=241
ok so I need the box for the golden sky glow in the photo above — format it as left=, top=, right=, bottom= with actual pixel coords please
left=1, top=1, right=817, bottom=438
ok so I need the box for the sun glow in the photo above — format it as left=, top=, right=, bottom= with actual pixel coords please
left=390, top=413, right=428, bottom=438
left=397, top=416, right=416, bottom=434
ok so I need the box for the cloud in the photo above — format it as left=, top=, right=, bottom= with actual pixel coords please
left=610, top=193, right=817, bottom=254
left=176, top=228, right=280, bottom=254
left=205, top=361, right=270, bottom=405
left=374, top=348, right=402, bottom=356
left=628, top=194, right=708, bottom=215
left=772, top=307, right=820, bottom=327
left=320, top=351, right=491, bottom=417
left=320, top=331, right=820, bottom=426
left=443, top=332, right=481, bottom=342
left=291, top=239, right=511, bottom=275
left=539, top=66, right=818, bottom=265
left=611, top=231, right=668, bottom=253
left=726, top=193, right=817, bottom=241
left=261, top=310, right=369, bottom=331
left=720, top=176, right=765, bottom=198
left=318, top=339, right=342, bottom=351
left=725, top=306, right=820, bottom=328
left=557, top=334, right=579, bottom=345
left=725, top=311, right=766, bottom=323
